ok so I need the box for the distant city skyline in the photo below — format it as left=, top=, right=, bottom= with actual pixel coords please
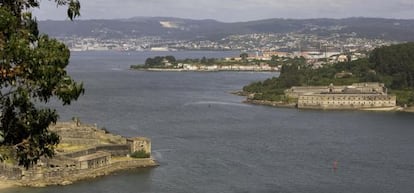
left=33, top=0, right=414, bottom=22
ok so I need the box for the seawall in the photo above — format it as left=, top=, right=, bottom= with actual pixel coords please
left=244, top=100, right=297, bottom=108
left=6, top=158, right=158, bottom=187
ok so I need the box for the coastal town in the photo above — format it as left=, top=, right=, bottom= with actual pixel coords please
left=60, top=30, right=397, bottom=70
left=58, top=32, right=398, bottom=53
left=60, top=31, right=395, bottom=55
left=130, top=49, right=366, bottom=72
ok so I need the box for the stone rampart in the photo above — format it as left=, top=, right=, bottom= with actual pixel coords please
left=16, top=158, right=157, bottom=187
left=285, top=82, right=386, bottom=98
left=59, top=138, right=101, bottom=146
left=62, top=144, right=130, bottom=158
left=62, top=147, right=98, bottom=158
left=110, top=159, right=156, bottom=168
left=50, top=123, right=98, bottom=138
left=0, top=121, right=155, bottom=187
left=50, top=122, right=127, bottom=146
left=298, top=94, right=396, bottom=110
left=0, top=164, right=22, bottom=180
left=96, top=145, right=130, bottom=157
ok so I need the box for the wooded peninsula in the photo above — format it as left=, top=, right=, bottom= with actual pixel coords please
left=242, top=43, right=414, bottom=108
left=130, top=54, right=282, bottom=72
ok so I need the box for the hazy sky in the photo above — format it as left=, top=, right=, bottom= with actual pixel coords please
left=34, top=0, right=414, bottom=22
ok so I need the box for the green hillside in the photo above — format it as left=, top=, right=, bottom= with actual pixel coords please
left=243, top=43, right=414, bottom=106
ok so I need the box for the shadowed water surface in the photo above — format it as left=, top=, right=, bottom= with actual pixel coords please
left=5, top=51, right=414, bottom=193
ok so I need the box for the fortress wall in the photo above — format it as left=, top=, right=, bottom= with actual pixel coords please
left=286, top=83, right=387, bottom=98
left=2, top=122, right=155, bottom=184
left=21, top=165, right=99, bottom=181
left=351, top=82, right=384, bottom=87
left=96, top=145, right=130, bottom=156
left=50, top=127, right=96, bottom=140
left=49, top=122, right=102, bottom=139
left=60, top=138, right=101, bottom=146
left=285, top=86, right=345, bottom=98
left=0, top=164, right=22, bottom=180
left=62, top=147, right=98, bottom=158
left=298, top=94, right=396, bottom=109
left=62, top=144, right=131, bottom=158
left=41, top=168, right=80, bottom=179
left=50, top=122, right=128, bottom=146
left=17, top=159, right=157, bottom=185
left=54, top=130, right=96, bottom=139
left=127, top=138, right=151, bottom=154
left=109, top=158, right=156, bottom=168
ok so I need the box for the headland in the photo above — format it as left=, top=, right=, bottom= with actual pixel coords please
left=0, top=121, right=157, bottom=188
left=130, top=55, right=280, bottom=72
left=241, top=82, right=405, bottom=112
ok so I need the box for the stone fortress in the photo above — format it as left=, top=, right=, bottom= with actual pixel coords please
left=285, top=82, right=398, bottom=110
left=0, top=121, right=157, bottom=187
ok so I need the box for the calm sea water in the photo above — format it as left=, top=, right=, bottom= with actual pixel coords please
left=6, top=51, right=414, bottom=193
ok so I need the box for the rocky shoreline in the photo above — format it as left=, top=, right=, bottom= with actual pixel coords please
left=243, top=99, right=297, bottom=108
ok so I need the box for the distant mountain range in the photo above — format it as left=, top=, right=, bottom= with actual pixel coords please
left=38, top=17, right=414, bottom=41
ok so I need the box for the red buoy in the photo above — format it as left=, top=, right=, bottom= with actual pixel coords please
left=333, top=160, right=338, bottom=170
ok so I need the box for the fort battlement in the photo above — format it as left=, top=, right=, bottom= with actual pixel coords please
left=287, top=82, right=397, bottom=110
left=50, top=122, right=127, bottom=146
left=0, top=121, right=157, bottom=187
left=285, top=82, right=386, bottom=98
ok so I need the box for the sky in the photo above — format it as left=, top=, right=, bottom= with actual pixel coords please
left=33, top=0, right=414, bottom=22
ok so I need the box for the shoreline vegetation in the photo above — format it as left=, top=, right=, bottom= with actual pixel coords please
left=240, top=43, right=414, bottom=111
left=130, top=54, right=291, bottom=72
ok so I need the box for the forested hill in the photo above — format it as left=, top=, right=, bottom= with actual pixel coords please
left=243, top=43, right=414, bottom=105
left=369, top=43, right=414, bottom=89
left=38, top=17, right=414, bottom=41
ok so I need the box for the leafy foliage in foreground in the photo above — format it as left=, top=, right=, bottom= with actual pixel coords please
left=0, top=0, right=83, bottom=168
